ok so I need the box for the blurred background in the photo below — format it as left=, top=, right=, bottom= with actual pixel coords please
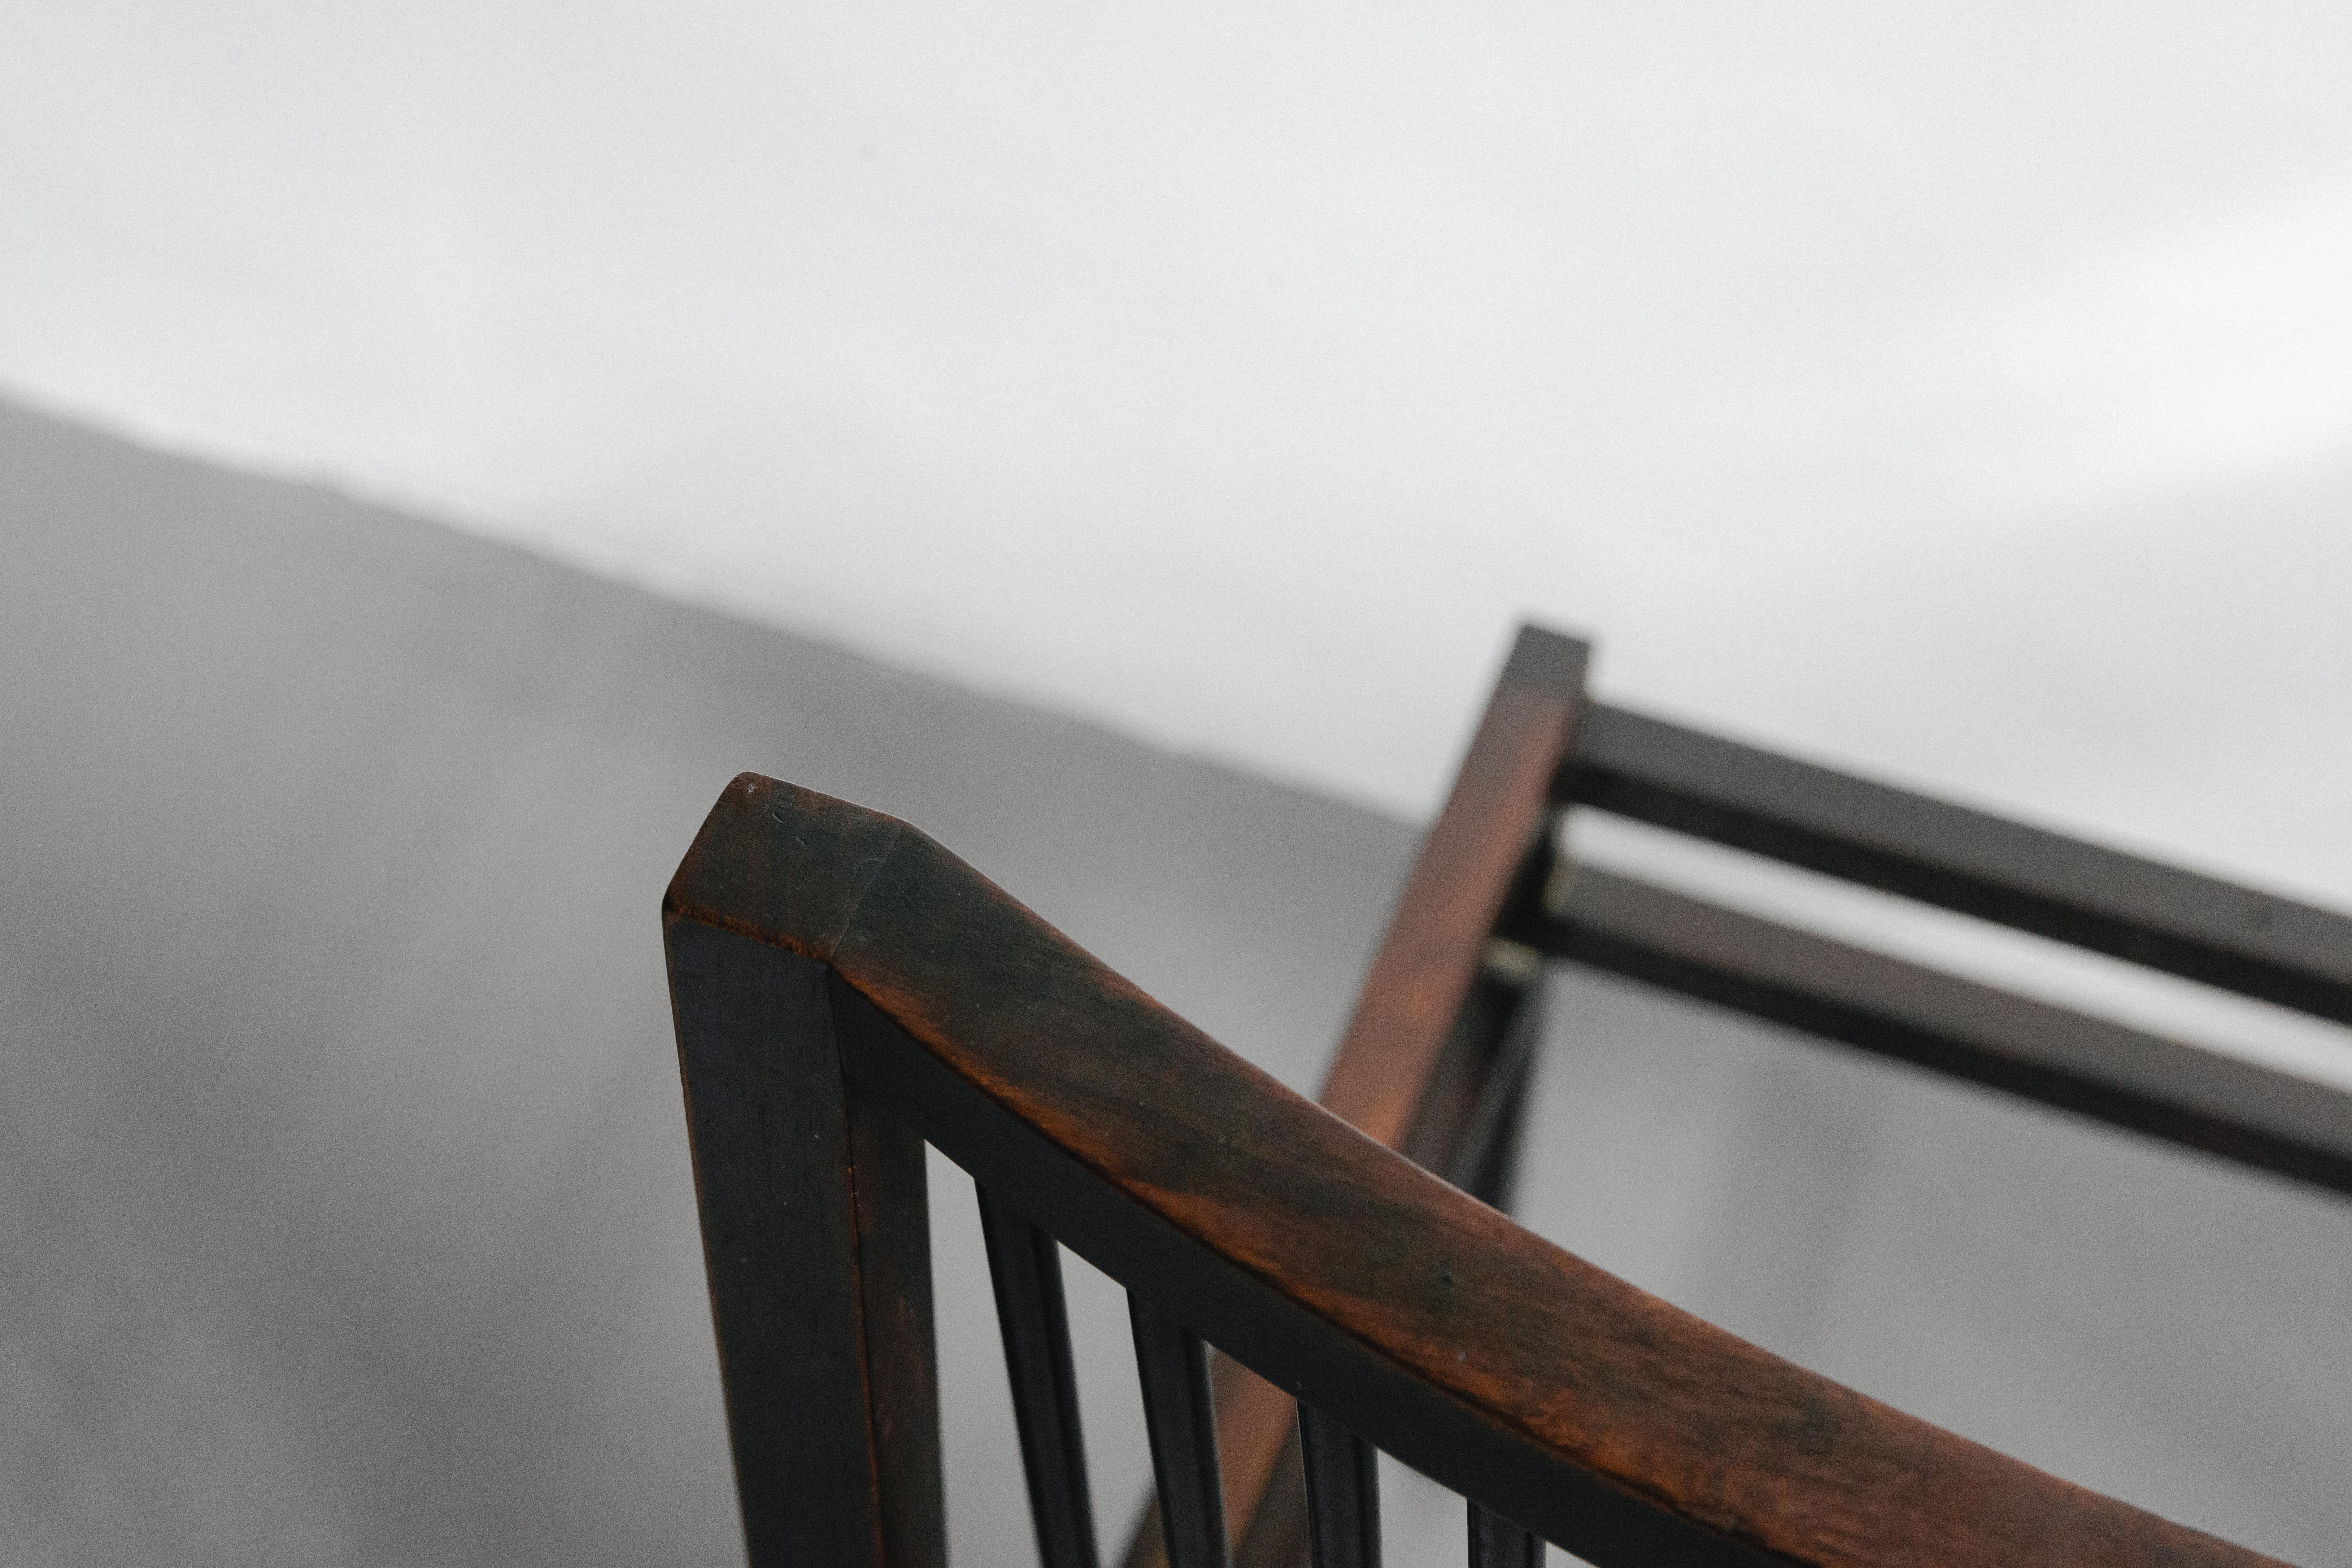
left=4, top=2, right=2350, bottom=1563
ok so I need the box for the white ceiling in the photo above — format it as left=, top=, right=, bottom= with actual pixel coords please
left=6, top=1, right=2351, bottom=898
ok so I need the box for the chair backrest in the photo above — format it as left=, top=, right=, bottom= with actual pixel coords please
left=1133, top=623, right=2352, bottom=1568
left=662, top=743, right=2318, bottom=1565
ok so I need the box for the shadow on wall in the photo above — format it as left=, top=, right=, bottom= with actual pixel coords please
left=1, top=398, right=2347, bottom=1567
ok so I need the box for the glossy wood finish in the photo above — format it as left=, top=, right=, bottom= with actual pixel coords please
left=1297, top=1405, right=1379, bottom=1568
left=1509, top=866, right=2352, bottom=1196
left=663, top=918, right=945, bottom=1568
left=1562, top=702, right=2352, bottom=1024
left=1131, top=1297, right=1232, bottom=1568
left=1126, top=626, right=1590, bottom=1568
left=1323, top=627, right=1589, bottom=1147
left=666, top=773, right=2292, bottom=1568
left=979, top=1184, right=1101, bottom=1568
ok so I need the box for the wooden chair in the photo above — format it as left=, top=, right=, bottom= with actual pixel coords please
left=662, top=624, right=2347, bottom=1568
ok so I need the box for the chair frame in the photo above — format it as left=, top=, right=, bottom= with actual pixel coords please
left=1127, top=627, right=2352, bottom=1568
left=663, top=624, right=2346, bottom=1568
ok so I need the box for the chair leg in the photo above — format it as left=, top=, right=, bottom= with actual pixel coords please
left=667, top=919, right=946, bottom=1568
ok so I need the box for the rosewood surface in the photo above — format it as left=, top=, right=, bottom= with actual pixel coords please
left=1562, top=702, right=2352, bottom=1024
left=666, top=772, right=2291, bottom=1568
left=1510, top=865, right=2352, bottom=1197
left=665, top=920, right=945, bottom=1568
left=1128, top=626, right=1589, bottom=1568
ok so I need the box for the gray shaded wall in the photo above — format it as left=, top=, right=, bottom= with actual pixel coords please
left=0, top=397, right=1413, bottom=1566
left=1508, top=971, right=2352, bottom=1567
left=4, top=399, right=2348, bottom=1566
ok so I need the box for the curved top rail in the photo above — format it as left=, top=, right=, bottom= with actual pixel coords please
left=665, top=773, right=2288, bottom=1568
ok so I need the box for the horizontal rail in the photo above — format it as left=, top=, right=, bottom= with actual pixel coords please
left=1504, top=867, right=2352, bottom=1197
left=666, top=774, right=2288, bottom=1568
left=1559, top=704, right=2352, bottom=1025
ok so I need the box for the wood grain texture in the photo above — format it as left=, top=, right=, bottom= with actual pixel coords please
left=1134, top=625, right=1588, bottom=1568
left=666, top=773, right=2294, bottom=1568
left=1319, top=624, right=1589, bottom=1147
left=663, top=919, right=944, bottom=1568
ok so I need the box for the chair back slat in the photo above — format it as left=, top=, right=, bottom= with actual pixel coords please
left=978, top=1183, right=1101, bottom=1568
left=666, top=770, right=2302, bottom=1568
left=1124, top=1351, right=1306, bottom=1568
left=1430, top=954, right=1548, bottom=1203
left=1468, top=1505, right=1542, bottom=1568
left=1130, top=1297, right=1232, bottom=1568
left=1128, top=627, right=1590, bottom=1568
left=1295, top=1405, right=1379, bottom=1568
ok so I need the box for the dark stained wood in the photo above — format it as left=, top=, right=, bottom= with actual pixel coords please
left=1509, top=866, right=2352, bottom=1197
left=1562, top=702, right=2352, bottom=1024
left=1297, top=1404, right=1379, bottom=1568
left=979, top=1183, right=1101, bottom=1568
left=1125, top=1358, right=1302, bottom=1568
left=667, top=774, right=2294, bottom=1568
left=1458, top=1011, right=1538, bottom=1215
left=1156, top=963, right=1541, bottom=1568
left=1469, top=1505, right=1543, bottom=1568
left=1126, top=626, right=1590, bottom=1568
left=1322, top=626, right=1589, bottom=1147
left=1131, top=1296, right=1232, bottom=1568
left=663, top=916, right=945, bottom=1568
left=1427, top=962, right=1546, bottom=1202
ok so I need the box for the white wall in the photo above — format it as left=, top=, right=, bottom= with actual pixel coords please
left=5, top=2, right=2352, bottom=841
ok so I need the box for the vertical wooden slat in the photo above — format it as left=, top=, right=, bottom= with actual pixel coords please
left=1297, top=1405, right=1380, bottom=1568
left=1127, top=1347, right=1305, bottom=1568
left=1468, top=1503, right=1543, bottom=1568
left=979, top=1182, right=1101, bottom=1568
left=1443, top=961, right=1547, bottom=1209
left=1130, top=1295, right=1232, bottom=1568
left=668, top=770, right=2295, bottom=1568
left=1123, top=626, right=1590, bottom=1568
left=665, top=917, right=946, bottom=1568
